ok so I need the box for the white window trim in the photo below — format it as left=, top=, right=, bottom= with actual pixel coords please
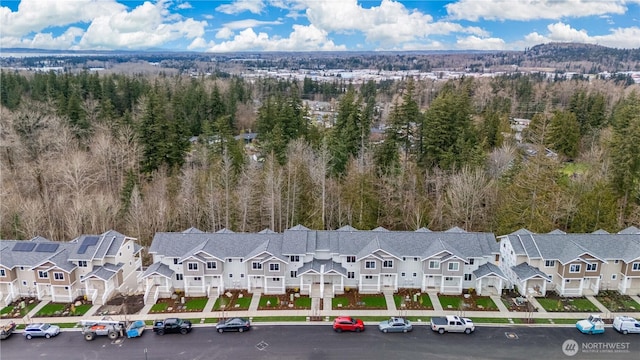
left=53, top=272, right=64, bottom=281
left=269, top=263, right=280, bottom=272
left=611, top=274, right=617, bottom=280
left=187, top=262, right=198, bottom=271
left=365, top=261, right=376, bottom=269
left=632, top=262, right=640, bottom=271
left=544, top=260, right=555, bottom=267
left=428, top=260, right=440, bottom=269
left=252, top=262, right=262, bottom=270
left=569, top=264, right=581, bottom=273
left=37, top=270, right=48, bottom=279
left=206, top=261, right=217, bottom=269
left=382, top=260, right=394, bottom=268
left=586, top=263, right=597, bottom=272
left=448, top=262, right=459, bottom=271
left=346, top=256, right=356, bottom=263
left=0, top=269, right=5, bottom=277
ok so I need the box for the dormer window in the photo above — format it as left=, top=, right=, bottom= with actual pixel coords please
left=187, top=262, right=198, bottom=271
left=37, top=270, right=48, bottom=279
left=78, top=261, right=88, bottom=267
left=346, top=256, right=356, bottom=263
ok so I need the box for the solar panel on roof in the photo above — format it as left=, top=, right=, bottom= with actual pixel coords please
left=77, top=236, right=100, bottom=254
left=35, top=243, right=59, bottom=252
left=12, top=242, right=36, bottom=252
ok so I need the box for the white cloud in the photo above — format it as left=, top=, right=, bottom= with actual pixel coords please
left=1, top=27, right=84, bottom=49
left=203, top=14, right=214, bottom=20
left=206, top=24, right=346, bottom=52
left=176, top=2, right=192, bottom=10
left=446, top=0, right=630, bottom=21
left=456, top=35, right=506, bottom=50
left=0, top=0, right=126, bottom=37
left=296, top=0, right=484, bottom=47
left=223, top=19, right=283, bottom=30
left=216, top=0, right=264, bottom=15
left=216, top=27, right=234, bottom=39
left=517, top=22, right=640, bottom=49
left=77, top=1, right=206, bottom=50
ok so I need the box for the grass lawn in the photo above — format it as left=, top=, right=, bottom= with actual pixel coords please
left=294, top=297, right=311, bottom=308
left=0, top=306, right=14, bottom=315
left=361, top=296, right=387, bottom=308
left=35, top=303, right=66, bottom=317
left=439, top=295, right=462, bottom=309
left=2, top=302, right=39, bottom=317
left=467, top=317, right=512, bottom=324
left=537, top=297, right=598, bottom=312
left=53, top=322, right=80, bottom=328
left=475, top=297, right=498, bottom=310
left=332, top=297, right=349, bottom=308
left=235, top=297, right=251, bottom=309
left=259, top=296, right=279, bottom=307
left=72, top=304, right=92, bottom=316
left=150, top=302, right=168, bottom=312
left=394, top=295, right=432, bottom=308
left=185, top=298, right=208, bottom=311
left=595, top=291, right=640, bottom=311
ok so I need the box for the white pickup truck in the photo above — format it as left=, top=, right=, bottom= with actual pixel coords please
left=431, top=315, right=475, bottom=334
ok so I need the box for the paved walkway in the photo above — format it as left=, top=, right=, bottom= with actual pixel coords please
left=202, top=296, right=218, bottom=313
left=428, top=292, right=443, bottom=311
left=491, top=295, right=509, bottom=312
left=248, top=292, right=261, bottom=312
left=586, top=295, right=610, bottom=314
left=384, top=292, right=397, bottom=312
left=527, top=296, right=546, bottom=313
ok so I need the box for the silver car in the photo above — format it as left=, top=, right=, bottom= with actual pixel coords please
left=23, top=323, right=60, bottom=339
left=378, top=317, right=413, bottom=333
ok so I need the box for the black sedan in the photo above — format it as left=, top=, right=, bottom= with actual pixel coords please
left=215, top=318, right=251, bottom=333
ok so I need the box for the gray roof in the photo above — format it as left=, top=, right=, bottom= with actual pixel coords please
left=182, top=227, right=204, bottom=234
left=548, top=229, right=566, bottom=234
left=592, top=229, right=609, bottom=234
left=504, top=233, right=640, bottom=263
left=258, top=228, right=277, bottom=234
left=512, top=262, right=551, bottom=281
left=619, top=226, right=640, bottom=234
left=0, top=240, right=75, bottom=270
left=141, top=262, right=174, bottom=279
left=337, top=225, right=358, bottom=232
left=473, top=263, right=508, bottom=280
left=372, top=227, right=389, bottom=232
left=68, top=230, right=133, bottom=261
left=415, top=227, right=432, bottom=232
left=149, top=229, right=499, bottom=264
left=446, top=226, right=466, bottom=233
left=83, top=263, right=123, bottom=281
left=297, top=259, right=347, bottom=276
left=509, top=228, right=534, bottom=235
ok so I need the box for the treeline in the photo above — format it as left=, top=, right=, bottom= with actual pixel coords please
left=1, top=70, right=639, bottom=246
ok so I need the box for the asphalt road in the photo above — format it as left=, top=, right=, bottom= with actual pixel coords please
left=1, top=325, right=639, bottom=360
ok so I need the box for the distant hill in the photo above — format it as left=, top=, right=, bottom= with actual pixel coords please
left=521, top=42, right=640, bottom=72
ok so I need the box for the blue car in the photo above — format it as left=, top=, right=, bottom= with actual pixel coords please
left=576, top=314, right=605, bottom=334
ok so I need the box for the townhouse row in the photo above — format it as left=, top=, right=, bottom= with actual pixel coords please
left=2, top=225, right=640, bottom=308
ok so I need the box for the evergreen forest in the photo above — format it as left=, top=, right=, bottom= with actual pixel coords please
left=1, top=69, right=639, bottom=245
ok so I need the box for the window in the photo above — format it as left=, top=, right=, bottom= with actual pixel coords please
left=174, top=258, right=179, bottom=265
left=346, top=256, right=356, bottom=263
left=364, top=275, right=373, bottom=280
left=53, top=272, right=64, bottom=281
left=272, top=277, right=280, bottom=282
left=206, top=261, right=217, bottom=269
left=0, top=269, right=5, bottom=277
left=290, top=271, right=297, bottom=278
left=22, top=281, right=27, bottom=286
left=229, top=274, right=233, bottom=278
left=448, top=262, right=459, bottom=271
left=569, top=264, right=581, bottom=273
left=614, top=260, right=620, bottom=264
left=468, top=258, right=474, bottom=265
left=464, top=274, right=472, bottom=281
left=428, top=260, right=440, bottom=269
left=78, top=261, right=87, bottom=267
left=611, top=274, right=617, bottom=280
left=290, top=255, right=300, bottom=262
left=445, top=276, right=453, bottom=281
left=414, top=257, right=419, bottom=262
left=269, top=263, right=280, bottom=272
left=547, top=274, right=553, bottom=280
left=382, top=260, right=394, bottom=268
left=176, top=274, right=183, bottom=281
left=187, top=262, right=198, bottom=271
left=37, top=270, right=48, bottom=279
left=402, top=257, right=406, bottom=261
left=412, top=273, right=417, bottom=277
left=194, top=277, right=201, bottom=281
left=545, top=260, right=555, bottom=267
left=495, top=254, right=500, bottom=261
left=633, top=262, right=640, bottom=271
left=64, top=286, right=69, bottom=290
left=586, top=263, right=597, bottom=272
left=401, top=272, right=406, bottom=277
left=227, top=259, right=232, bottom=263
left=252, top=262, right=262, bottom=270
left=365, top=261, right=376, bottom=269
left=347, top=272, right=355, bottom=279
left=241, top=274, right=245, bottom=278
left=565, top=279, right=571, bottom=283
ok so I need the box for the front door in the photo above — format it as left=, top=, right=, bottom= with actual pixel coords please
left=382, top=274, right=394, bottom=287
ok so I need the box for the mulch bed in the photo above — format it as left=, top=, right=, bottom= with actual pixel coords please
left=95, top=294, right=145, bottom=316
left=150, top=296, right=209, bottom=314
left=501, top=290, right=536, bottom=312
left=395, top=288, right=433, bottom=310
left=334, top=289, right=387, bottom=310
left=0, top=297, right=38, bottom=318
left=218, top=289, right=251, bottom=311
left=258, top=289, right=311, bottom=310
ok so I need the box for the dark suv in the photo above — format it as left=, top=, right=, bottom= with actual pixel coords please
left=153, top=318, right=192, bottom=335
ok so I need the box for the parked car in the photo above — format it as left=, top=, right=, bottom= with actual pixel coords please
left=1, top=322, right=16, bottom=340
left=378, top=317, right=413, bottom=333
left=23, top=323, right=60, bottom=339
left=215, top=317, right=251, bottom=333
left=613, top=316, right=640, bottom=335
left=152, top=318, right=192, bottom=335
left=333, top=316, right=365, bottom=333
left=576, top=314, right=605, bottom=334
left=431, top=315, right=475, bottom=334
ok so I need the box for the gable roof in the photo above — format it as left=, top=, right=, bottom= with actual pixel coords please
left=141, top=262, right=174, bottom=279
left=473, top=263, right=508, bottom=280
left=512, top=262, right=551, bottom=281
left=297, top=259, right=347, bottom=276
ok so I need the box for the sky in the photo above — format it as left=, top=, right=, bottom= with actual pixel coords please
left=1, top=0, right=639, bottom=52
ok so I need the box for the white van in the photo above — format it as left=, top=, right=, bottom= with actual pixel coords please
left=613, top=316, right=640, bottom=335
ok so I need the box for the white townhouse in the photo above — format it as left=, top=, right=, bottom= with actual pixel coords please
left=141, top=225, right=504, bottom=305
left=0, top=230, right=142, bottom=307
left=499, top=227, right=640, bottom=297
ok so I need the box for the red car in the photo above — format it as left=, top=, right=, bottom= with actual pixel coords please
left=333, top=316, right=365, bottom=332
